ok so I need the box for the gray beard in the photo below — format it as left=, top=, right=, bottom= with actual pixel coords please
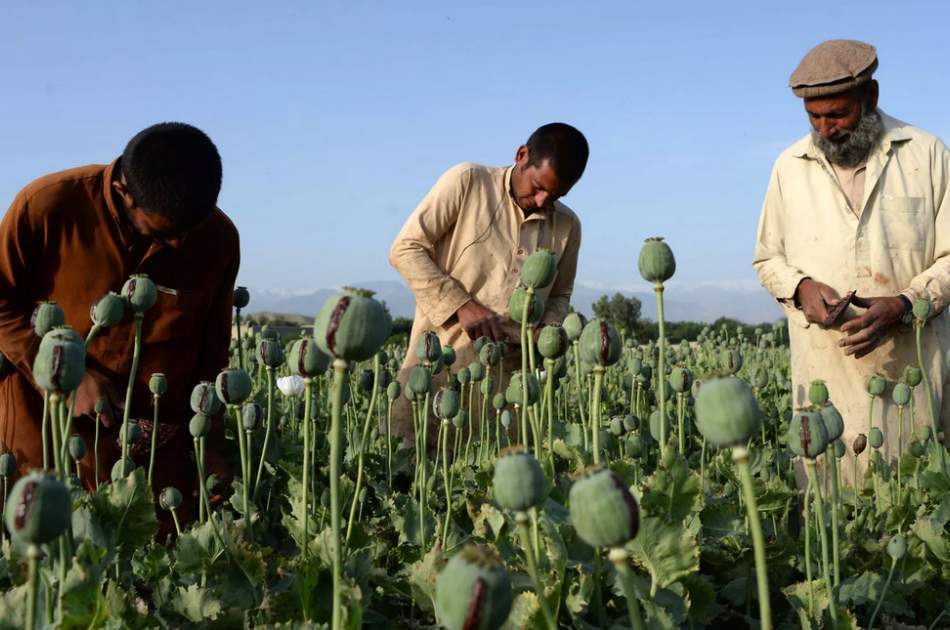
left=812, top=108, right=884, bottom=168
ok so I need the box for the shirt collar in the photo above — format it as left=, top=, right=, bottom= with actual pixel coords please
left=791, top=109, right=913, bottom=160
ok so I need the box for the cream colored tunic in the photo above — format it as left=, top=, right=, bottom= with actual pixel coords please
left=388, top=163, right=581, bottom=436
left=754, top=112, right=950, bottom=477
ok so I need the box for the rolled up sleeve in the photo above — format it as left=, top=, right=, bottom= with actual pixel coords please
left=389, top=167, right=472, bottom=327
left=0, top=192, right=42, bottom=379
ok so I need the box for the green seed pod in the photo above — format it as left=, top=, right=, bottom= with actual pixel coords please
left=452, top=410, right=469, bottom=429
left=121, top=274, right=157, bottom=313
left=492, top=394, right=506, bottom=411
left=508, top=286, right=544, bottom=324
left=215, top=368, right=253, bottom=405
left=287, top=338, right=329, bottom=377
left=31, top=301, right=65, bottom=338
left=903, top=366, right=922, bottom=388
left=160, top=486, right=183, bottom=510
left=473, top=336, right=489, bottom=354
left=820, top=404, right=845, bottom=442
left=190, top=381, right=222, bottom=416
left=359, top=369, right=375, bottom=393
left=500, top=409, right=512, bottom=428
left=910, top=441, right=926, bottom=457
left=33, top=328, right=86, bottom=393
left=868, top=427, right=884, bottom=449
left=441, top=345, right=457, bottom=368
left=387, top=381, right=401, bottom=401
left=4, top=473, right=71, bottom=545
left=480, top=375, right=495, bottom=397
left=887, top=534, right=907, bottom=560
left=892, top=382, right=911, bottom=407
left=506, top=371, right=540, bottom=406
left=90, top=292, right=126, bottom=329
left=257, top=339, right=286, bottom=369
left=627, top=355, right=643, bottom=376
left=853, top=433, right=868, bottom=456
left=609, top=417, right=626, bottom=436
left=435, top=545, right=513, bottom=630
left=457, top=367, right=471, bottom=385
left=669, top=366, right=692, bottom=394
left=562, top=312, right=587, bottom=341
left=833, top=439, right=846, bottom=458
left=433, top=388, right=461, bottom=420
left=622, top=415, right=639, bottom=432
left=468, top=362, right=485, bottom=382
left=242, top=402, right=262, bottom=431
left=720, top=349, right=743, bottom=374
left=94, top=398, right=107, bottom=415
left=649, top=410, right=671, bottom=443
left=638, top=236, right=676, bottom=284
left=260, top=326, right=279, bottom=341
left=520, top=248, right=557, bottom=290
left=121, top=422, right=143, bottom=444
left=189, top=412, right=212, bottom=438
left=808, top=380, right=829, bottom=406
left=866, top=374, right=886, bottom=397
left=313, top=293, right=392, bottom=362
left=111, top=457, right=135, bottom=480
left=753, top=367, right=770, bottom=390
left=915, top=425, right=932, bottom=443
left=569, top=468, right=640, bottom=548
left=0, top=452, right=16, bottom=477
left=479, top=342, right=502, bottom=367
left=233, top=286, right=250, bottom=310
left=417, top=331, right=443, bottom=363
left=913, top=298, right=932, bottom=321
left=578, top=319, right=622, bottom=367
left=787, top=410, right=829, bottom=459
left=492, top=451, right=547, bottom=511
left=537, top=325, right=569, bottom=359
left=407, top=365, right=432, bottom=398
left=694, top=377, right=760, bottom=447
left=148, top=373, right=168, bottom=397
left=68, top=435, right=86, bottom=461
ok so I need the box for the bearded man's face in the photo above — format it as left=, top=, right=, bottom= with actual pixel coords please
left=805, top=83, right=883, bottom=168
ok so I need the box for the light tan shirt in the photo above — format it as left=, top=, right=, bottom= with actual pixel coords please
left=753, top=111, right=950, bottom=474
left=831, top=162, right=867, bottom=216
left=389, top=162, right=581, bottom=375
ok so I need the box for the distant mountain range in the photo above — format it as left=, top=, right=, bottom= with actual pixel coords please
left=244, top=280, right=783, bottom=324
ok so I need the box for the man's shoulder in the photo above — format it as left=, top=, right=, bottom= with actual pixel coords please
left=438, top=162, right=504, bottom=184
left=14, top=164, right=106, bottom=211
left=197, top=208, right=240, bottom=252
left=552, top=200, right=581, bottom=230
left=881, top=114, right=946, bottom=152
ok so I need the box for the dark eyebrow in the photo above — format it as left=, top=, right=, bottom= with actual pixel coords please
left=533, top=178, right=552, bottom=193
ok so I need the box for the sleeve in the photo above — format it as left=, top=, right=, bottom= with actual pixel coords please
left=901, top=139, right=950, bottom=315
left=0, top=191, right=43, bottom=378
left=194, top=234, right=240, bottom=383
left=388, top=166, right=473, bottom=327
left=752, top=163, right=810, bottom=328
left=542, top=214, right=581, bottom=325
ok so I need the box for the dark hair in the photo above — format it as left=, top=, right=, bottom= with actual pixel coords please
left=525, top=123, right=589, bottom=185
left=121, top=122, right=222, bottom=227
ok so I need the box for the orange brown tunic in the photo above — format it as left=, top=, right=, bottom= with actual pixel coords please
left=0, top=160, right=239, bottom=510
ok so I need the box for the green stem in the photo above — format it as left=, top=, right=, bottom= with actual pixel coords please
left=733, top=446, right=772, bottom=630
left=805, top=460, right=836, bottom=623
left=867, top=557, right=897, bottom=629
left=828, top=447, right=841, bottom=588
left=329, top=360, right=347, bottom=630
left=441, top=420, right=451, bottom=548
left=26, top=545, right=39, bottom=630
left=655, top=283, right=668, bottom=457
left=235, top=309, right=245, bottom=372
left=897, top=405, right=904, bottom=505
left=41, top=392, right=49, bottom=470
left=301, top=378, right=312, bottom=555
left=519, top=289, right=531, bottom=446
left=386, top=398, right=394, bottom=493
left=610, top=549, right=647, bottom=630
left=516, top=512, right=556, bottom=630
left=804, top=470, right=814, bottom=616
left=147, top=394, right=161, bottom=487
left=253, top=368, right=275, bottom=500
left=914, top=319, right=946, bottom=474
left=121, top=315, right=144, bottom=463
left=345, top=355, right=380, bottom=550
left=592, top=368, right=604, bottom=465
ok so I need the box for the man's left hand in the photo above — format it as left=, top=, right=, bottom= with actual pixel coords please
left=839, top=295, right=907, bottom=359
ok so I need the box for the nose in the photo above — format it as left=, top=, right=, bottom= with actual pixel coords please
left=535, top=192, right=551, bottom=208
left=818, top=119, right=837, bottom=141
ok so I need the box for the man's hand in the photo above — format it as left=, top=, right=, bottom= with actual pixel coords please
left=71, top=368, right=123, bottom=427
left=839, top=295, right=907, bottom=359
left=457, top=300, right=510, bottom=343
left=795, top=278, right=841, bottom=325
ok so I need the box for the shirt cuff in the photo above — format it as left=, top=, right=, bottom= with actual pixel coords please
left=422, top=287, right=472, bottom=328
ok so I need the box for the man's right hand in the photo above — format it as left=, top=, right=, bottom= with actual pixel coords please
left=72, top=368, right=123, bottom=427
left=795, top=278, right=841, bottom=325
left=456, top=300, right=510, bottom=343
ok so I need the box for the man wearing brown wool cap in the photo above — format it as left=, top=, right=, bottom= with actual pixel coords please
left=753, top=39, right=950, bottom=480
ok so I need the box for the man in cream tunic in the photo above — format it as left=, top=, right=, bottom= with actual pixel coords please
left=754, top=40, right=950, bottom=478
left=389, top=123, right=587, bottom=441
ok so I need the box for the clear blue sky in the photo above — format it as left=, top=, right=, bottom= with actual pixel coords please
left=2, top=1, right=948, bottom=296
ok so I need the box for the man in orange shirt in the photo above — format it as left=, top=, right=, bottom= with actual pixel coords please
left=0, top=122, right=239, bottom=517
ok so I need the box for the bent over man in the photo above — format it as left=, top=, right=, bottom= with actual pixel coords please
left=389, top=122, right=588, bottom=441
left=753, top=40, right=950, bottom=477
left=0, top=123, right=240, bottom=518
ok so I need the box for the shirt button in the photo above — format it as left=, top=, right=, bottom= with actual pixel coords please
left=517, top=248, right=525, bottom=256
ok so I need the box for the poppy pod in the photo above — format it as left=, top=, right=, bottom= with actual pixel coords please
left=562, top=312, right=587, bottom=341
left=313, top=293, right=392, bottom=363
left=0, top=452, right=16, bottom=477
left=457, top=367, right=471, bottom=385
left=903, top=366, right=922, bottom=388
left=638, top=237, right=676, bottom=284
left=258, top=339, right=285, bottom=369
left=4, top=473, right=71, bottom=545
left=866, top=374, right=886, bottom=397
left=287, top=338, right=329, bottom=377
left=242, top=402, right=263, bottom=431
left=520, top=248, right=557, bottom=290
left=820, top=404, right=845, bottom=442
left=417, top=331, right=443, bottom=364
left=492, top=451, right=547, bottom=511
left=233, top=286, right=250, bottom=309
left=808, top=380, right=829, bottom=407
left=121, top=274, right=157, bottom=313
left=215, top=368, right=253, bottom=405
left=669, top=366, right=692, bottom=394
left=111, top=457, right=135, bottom=480
left=386, top=381, right=401, bottom=401
left=33, top=328, right=86, bottom=393
left=537, top=325, right=569, bottom=359
left=68, top=435, right=86, bottom=461
left=788, top=410, right=829, bottom=459
left=694, top=377, right=760, bottom=447
left=506, top=371, right=540, bottom=406
left=578, top=319, right=622, bottom=368
left=852, top=433, right=868, bottom=456
left=492, top=394, right=506, bottom=411
left=912, top=298, right=932, bottom=322
left=468, top=362, right=485, bottom=382
left=189, top=413, right=211, bottom=438
left=435, top=545, right=513, bottom=630
left=31, top=301, right=65, bottom=338
left=160, top=486, right=183, bottom=510
left=508, top=286, right=545, bottom=324
left=720, top=349, right=743, bottom=374
left=649, top=410, right=672, bottom=443
left=441, top=345, right=457, bottom=368
left=433, top=388, right=461, bottom=420
left=500, top=409, right=512, bottom=429
left=868, top=427, right=884, bottom=449
left=569, top=468, right=640, bottom=548
left=452, top=410, right=469, bottom=429
left=479, top=342, right=502, bottom=367
left=149, top=373, right=168, bottom=396
left=189, top=381, right=221, bottom=416
left=892, top=383, right=911, bottom=407
left=90, top=292, right=126, bottom=328
left=407, top=365, right=432, bottom=399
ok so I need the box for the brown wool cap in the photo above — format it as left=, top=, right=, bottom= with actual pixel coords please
left=789, top=39, right=878, bottom=98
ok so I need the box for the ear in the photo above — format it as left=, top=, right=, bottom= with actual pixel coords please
left=514, top=144, right=529, bottom=165
left=111, top=179, right=135, bottom=208
left=868, top=80, right=879, bottom=110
